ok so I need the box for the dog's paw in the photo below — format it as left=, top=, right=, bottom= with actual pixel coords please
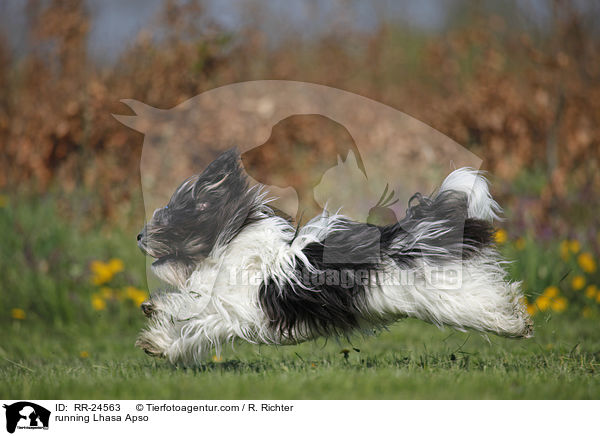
left=140, top=300, right=156, bottom=318
left=135, top=336, right=165, bottom=358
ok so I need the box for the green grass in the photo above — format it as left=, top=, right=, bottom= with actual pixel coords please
left=1, top=192, right=599, bottom=399
left=1, top=317, right=599, bottom=399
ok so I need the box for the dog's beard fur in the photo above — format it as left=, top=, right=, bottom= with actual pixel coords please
left=136, top=148, right=533, bottom=365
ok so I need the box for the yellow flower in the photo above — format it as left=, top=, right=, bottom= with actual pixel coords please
left=551, top=297, right=567, bottom=313
left=107, top=258, right=124, bottom=274
left=596, top=292, right=600, bottom=304
left=0, top=194, right=7, bottom=208
left=212, top=355, right=223, bottom=363
left=79, top=351, right=90, bottom=358
left=582, top=307, right=593, bottom=318
left=515, top=238, right=526, bottom=251
left=124, top=286, right=148, bottom=307
left=543, top=286, right=559, bottom=299
left=568, top=239, right=580, bottom=254
left=90, top=259, right=123, bottom=285
left=577, top=252, right=597, bottom=274
left=535, top=295, right=551, bottom=311
left=560, top=240, right=570, bottom=260
left=90, top=261, right=114, bottom=286
left=526, top=304, right=537, bottom=316
left=124, top=286, right=137, bottom=299
left=494, top=229, right=507, bottom=244
left=585, top=285, right=598, bottom=299
left=572, top=275, right=586, bottom=291
left=91, top=294, right=106, bottom=311
left=11, top=308, right=26, bottom=320
left=90, top=260, right=104, bottom=274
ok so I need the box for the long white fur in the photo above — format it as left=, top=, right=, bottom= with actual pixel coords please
left=439, top=167, right=502, bottom=222
left=138, top=168, right=531, bottom=365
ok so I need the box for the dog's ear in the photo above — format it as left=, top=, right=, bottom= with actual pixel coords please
left=193, top=148, right=243, bottom=201
left=205, top=148, right=241, bottom=179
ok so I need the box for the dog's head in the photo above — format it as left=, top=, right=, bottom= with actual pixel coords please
left=137, top=148, right=259, bottom=286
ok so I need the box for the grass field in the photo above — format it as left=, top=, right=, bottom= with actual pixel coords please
left=2, top=316, right=599, bottom=399
left=1, top=195, right=600, bottom=399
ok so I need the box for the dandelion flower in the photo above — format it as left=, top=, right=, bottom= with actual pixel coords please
left=494, top=229, right=507, bottom=244
left=11, top=308, right=26, bottom=320
left=90, top=261, right=114, bottom=286
left=543, top=286, right=559, bottom=299
left=577, top=252, right=597, bottom=274
left=133, top=294, right=147, bottom=307
left=125, top=286, right=137, bottom=299
left=526, top=304, right=537, bottom=316
left=91, top=294, right=106, bottom=311
left=124, top=286, right=148, bottom=307
left=572, top=275, right=586, bottom=291
left=79, top=351, right=90, bottom=358
left=212, top=355, right=223, bottom=363
left=585, top=284, right=598, bottom=299
left=568, top=239, right=580, bottom=254
left=107, top=258, right=124, bottom=274
left=535, top=295, right=551, bottom=311
left=551, top=297, right=567, bottom=313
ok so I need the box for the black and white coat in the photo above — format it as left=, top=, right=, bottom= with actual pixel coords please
left=136, top=149, right=532, bottom=365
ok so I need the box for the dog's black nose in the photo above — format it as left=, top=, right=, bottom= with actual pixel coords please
left=137, top=233, right=142, bottom=241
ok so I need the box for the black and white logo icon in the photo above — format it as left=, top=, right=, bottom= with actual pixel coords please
left=3, top=402, right=50, bottom=434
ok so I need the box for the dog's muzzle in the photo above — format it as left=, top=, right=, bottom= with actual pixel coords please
left=137, top=232, right=150, bottom=256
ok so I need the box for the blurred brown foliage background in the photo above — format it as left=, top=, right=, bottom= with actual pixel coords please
left=1, top=0, right=599, bottom=238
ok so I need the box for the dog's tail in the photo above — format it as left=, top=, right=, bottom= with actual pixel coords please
left=438, top=167, right=501, bottom=223
left=385, top=168, right=500, bottom=263
left=383, top=168, right=533, bottom=339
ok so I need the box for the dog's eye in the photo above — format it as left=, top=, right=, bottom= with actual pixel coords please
left=197, top=202, right=208, bottom=211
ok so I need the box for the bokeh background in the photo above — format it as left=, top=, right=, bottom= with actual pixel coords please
left=1, top=0, right=599, bottom=399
